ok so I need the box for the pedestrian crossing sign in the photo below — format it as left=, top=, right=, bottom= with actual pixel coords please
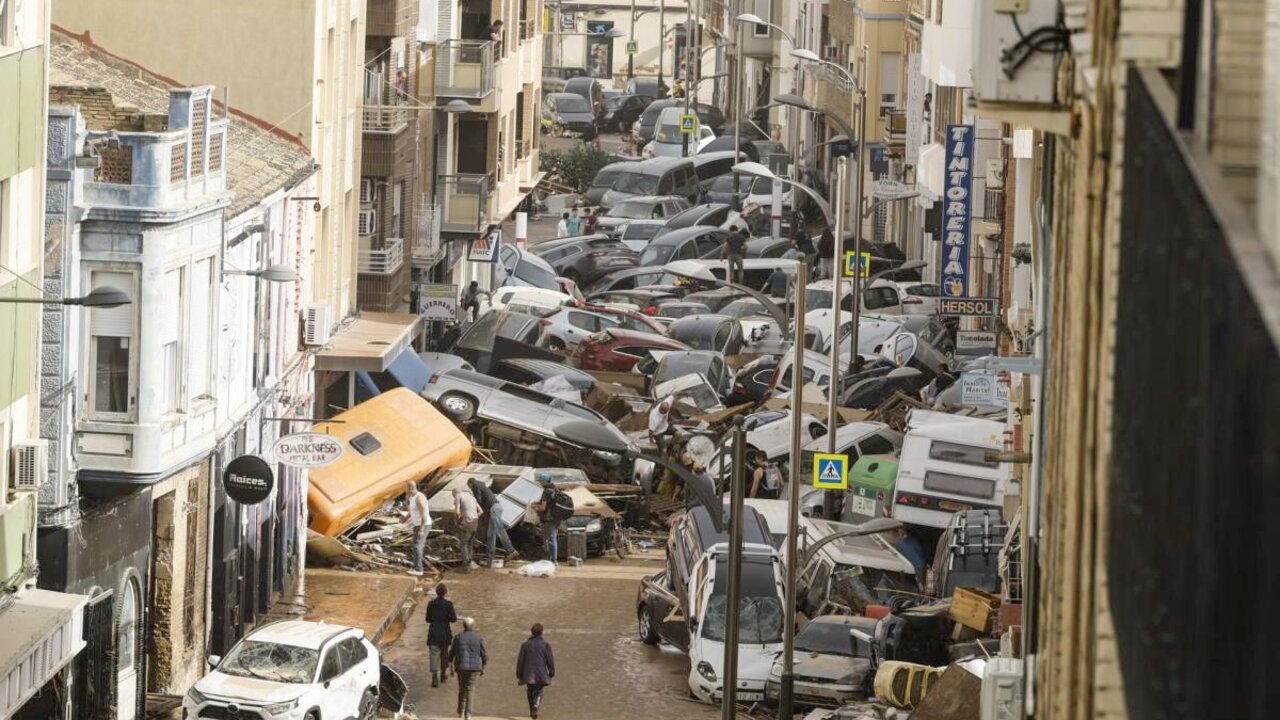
left=812, top=453, right=849, bottom=489
left=626, top=40, right=639, bottom=55
left=843, top=251, right=871, bottom=278
left=680, top=114, right=698, bottom=134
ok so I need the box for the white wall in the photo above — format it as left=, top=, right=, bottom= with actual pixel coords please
left=920, top=0, right=973, bottom=88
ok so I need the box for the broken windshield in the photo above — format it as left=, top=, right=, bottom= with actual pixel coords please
left=219, top=640, right=318, bottom=684
left=701, top=558, right=783, bottom=644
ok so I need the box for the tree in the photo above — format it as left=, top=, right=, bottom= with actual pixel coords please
left=539, top=142, right=612, bottom=193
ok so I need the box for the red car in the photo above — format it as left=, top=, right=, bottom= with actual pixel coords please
left=571, top=328, right=692, bottom=372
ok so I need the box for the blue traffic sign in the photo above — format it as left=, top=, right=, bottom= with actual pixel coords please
left=812, top=453, right=849, bottom=489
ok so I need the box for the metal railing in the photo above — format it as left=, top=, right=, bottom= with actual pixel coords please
left=983, top=186, right=1005, bottom=224
left=358, top=237, right=405, bottom=274
left=412, top=204, right=444, bottom=267
left=436, top=40, right=495, bottom=99
left=886, top=109, right=908, bottom=138
left=436, top=173, right=492, bottom=233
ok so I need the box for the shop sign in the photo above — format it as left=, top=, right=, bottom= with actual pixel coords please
left=941, top=124, right=974, bottom=298
left=272, top=432, right=344, bottom=468
left=223, top=455, right=274, bottom=505
left=419, top=284, right=458, bottom=321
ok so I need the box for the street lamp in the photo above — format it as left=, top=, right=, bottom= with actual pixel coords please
left=772, top=93, right=856, bottom=150
left=732, top=162, right=833, bottom=225
left=441, top=99, right=472, bottom=114
left=734, top=13, right=796, bottom=46
left=0, top=286, right=132, bottom=308
left=223, top=264, right=299, bottom=283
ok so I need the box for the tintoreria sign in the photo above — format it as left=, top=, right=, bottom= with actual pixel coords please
left=941, top=124, right=974, bottom=298
left=272, top=432, right=344, bottom=468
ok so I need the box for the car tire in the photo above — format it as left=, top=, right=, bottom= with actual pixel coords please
left=545, top=336, right=566, bottom=352
left=438, top=393, right=476, bottom=422
left=638, top=604, right=660, bottom=645
left=358, top=689, right=378, bottom=720
left=305, top=712, right=320, bottom=720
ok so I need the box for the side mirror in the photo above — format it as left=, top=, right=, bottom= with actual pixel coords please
left=323, top=680, right=331, bottom=689
left=207, top=655, right=222, bottom=668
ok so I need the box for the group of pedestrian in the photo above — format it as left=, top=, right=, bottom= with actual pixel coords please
left=424, top=585, right=557, bottom=719
left=556, top=206, right=598, bottom=238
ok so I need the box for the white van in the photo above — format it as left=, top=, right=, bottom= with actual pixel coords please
left=892, top=409, right=1012, bottom=528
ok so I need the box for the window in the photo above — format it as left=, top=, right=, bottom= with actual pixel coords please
left=339, top=637, right=368, bottom=671
left=320, top=646, right=344, bottom=682
left=89, top=270, right=136, bottom=417
left=752, top=0, right=771, bottom=37
left=117, top=581, right=139, bottom=674
left=858, top=433, right=898, bottom=457
left=878, top=52, right=901, bottom=116
left=568, top=312, right=596, bottom=331
left=392, top=181, right=404, bottom=236
left=863, top=286, right=899, bottom=310
left=161, top=268, right=185, bottom=411
left=923, top=470, right=996, bottom=499
left=928, top=440, right=1000, bottom=468
left=189, top=259, right=213, bottom=398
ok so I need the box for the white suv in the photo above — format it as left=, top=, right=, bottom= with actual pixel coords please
left=184, top=620, right=383, bottom=720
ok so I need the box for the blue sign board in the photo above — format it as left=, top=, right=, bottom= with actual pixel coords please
left=941, top=124, right=974, bottom=298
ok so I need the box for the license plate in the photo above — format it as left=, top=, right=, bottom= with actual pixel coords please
left=848, top=494, right=877, bottom=517
left=939, top=500, right=973, bottom=512
left=737, top=692, right=764, bottom=701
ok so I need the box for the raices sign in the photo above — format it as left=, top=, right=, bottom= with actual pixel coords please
left=272, top=432, right=344, bottom=468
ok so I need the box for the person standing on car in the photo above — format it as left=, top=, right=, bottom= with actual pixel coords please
left=451, top=617, right=487, bottom=719
left=762, top=266, right=788, bottom=298
left=453, top=487, right=481, bottom=571
left=406, top=480, right=431, bottom=577
left=516, top=623, right=556, bottom=719
left=460, top=281, right=482, bottom=321
left=425, top=583, right=457, bottom=687
left=817, top=226, right=835, bottom=279
left=722, top=226, right=747, bottom=285
left=468, top=477, right=517, bottom=567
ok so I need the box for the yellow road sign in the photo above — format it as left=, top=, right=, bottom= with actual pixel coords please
left=843, top=251, right=871, bottom=278
left=679, top=114, right=698, bottom=134
left=812, top=453, right=849, bottom=490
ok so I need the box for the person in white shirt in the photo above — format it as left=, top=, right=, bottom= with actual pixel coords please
left=406, top=480, right=432, bottom=576
left=453, top=488, right=482, bottom=572
left=648, top=396, right=673, bottom=451
left=556, top=212, right=570, bottom=238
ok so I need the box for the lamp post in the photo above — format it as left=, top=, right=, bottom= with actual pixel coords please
left=0, top=286, right=132, bottom=308
left=222, top=263, right=299, bottom=283
left=721, top=416, right=746, bottom=720
left=628, top=0, right=637, bottom=79
left=777, top=257, right=806, bottom=719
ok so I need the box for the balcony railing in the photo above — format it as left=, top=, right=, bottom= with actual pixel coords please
left=358, top=237, right=405, bottom=275
left=362, top=104, right=412, bottom=132
left=437, top=173, right=492, bottom=234
left=436, top=40, right=495, bottom=99
left=984, top=186, right=1005, bottom=225
left=412, top=204, right=445, bottom=268
left=886, top=109, right=908, bottom=140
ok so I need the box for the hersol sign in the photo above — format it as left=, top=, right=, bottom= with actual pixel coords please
left=272, top=432, right=344, bottom=468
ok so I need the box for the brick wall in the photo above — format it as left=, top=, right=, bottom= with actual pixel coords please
left=1207, top=0, right=1264, bottom=210
left=146, top=461, right=210, bottom=694
left=48, top=86, right=141, bottom=131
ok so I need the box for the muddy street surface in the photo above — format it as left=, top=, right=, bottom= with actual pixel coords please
left=382, top=556, right=718, bottom=720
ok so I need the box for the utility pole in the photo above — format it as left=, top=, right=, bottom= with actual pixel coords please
left=681, top=0, right=695, bottom=157
left=827, top=157, right=846, bottom=452
left=847, top=45, right=869, bottom=378
left=721, top=416, right=747, bottom=720
left=777, top=258, right=807, bottom=720
left=731, top=0, right=743, bottom=209
left=657, top=8, right=666, bottom=90
left=628, top=0, right=637, bottom=79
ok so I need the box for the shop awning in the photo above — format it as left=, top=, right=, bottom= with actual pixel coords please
left=0, top=589, right=88, bottom=717
left=316, top=312, right=422, bottom=373
left=917, top=142, right=945, bottom=202
left=307, top=388, right=473, bottom=536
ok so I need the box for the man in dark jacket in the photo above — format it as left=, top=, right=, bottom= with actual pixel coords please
left=516, top=623, right=556, bottom=719
left=451, top=617, right=488, bottom=719
left=425, top=583, right=457, bottom=687
left=468, top=478, right=517, bottom=567
left=816, top=227, right=835, bottom=279
left=721, top=226, right=747, bottom=285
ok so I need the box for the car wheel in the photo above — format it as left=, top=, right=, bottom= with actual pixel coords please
left=305, top=712, right=319, bottom=720
left=358, top=689, right=378, bottom=720
left=546, top=336, right=566, bottom=352
left=638, top=604, right=660, bottom=645
left=438, top=393, right=476, bottom=421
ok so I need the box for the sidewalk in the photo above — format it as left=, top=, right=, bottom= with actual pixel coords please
left=261, top=567, right=421, bottom=644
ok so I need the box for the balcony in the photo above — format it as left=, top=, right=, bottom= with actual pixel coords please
left=412, top=204, right=445, bottom=269
left=437, top=173, right=492, bottom=234
left=359, top=237, right=406, bottom=275
left=885, top=109, right=908, bottom=143
left=436, top=40, right=496, bottom=100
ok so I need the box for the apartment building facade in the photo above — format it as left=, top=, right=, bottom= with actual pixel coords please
left=0, top=2, right=93, bottom=719
left=431, top=0, right=545, bottom=293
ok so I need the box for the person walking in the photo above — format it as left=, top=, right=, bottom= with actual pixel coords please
left=762, top=266, right=788, bottom=298
left=722, top=225, right=747, bottom=285
left=405, top=480, right=431, bottom=576
left=468, top=477, right=517, bottom=567
left=425, top=583, right=457, bottom=688
left=817, top=226, right=835, bottom=280
left=583, top=208, right=599, bottom=235
left=516, top=623, right=556, bottom=719
left=453, top=487, right=481, bottom=571
left=555, top=212, right=570, bottom=238
left=565, top=208, right=582, bottom=236
left=451, top=617, right=488, bottom=719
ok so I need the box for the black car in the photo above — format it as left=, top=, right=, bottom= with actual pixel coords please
left=744, top=236, right=791, bottom=258
left=624, top=76, right=668, bottom=101
left=636, top=226, right=729, bottom=266
left=700, top=174, right=751, bottom=206
left=730, top=355, right=781, bottom=404
left=493, top=358, right=597, bottom=393
left=542, top=65, right=589, bottom=93
left=542, top=93, right=597, bottom=139
left=653, top=203, right=734, bottom=239
left=633, top=99, right=679, bottom=145
left=668, top=314, right=745, bottom=355
left=681, top=287, right=748, bottom=313
left=584, top=162, right=634, bottom=207
left=581, top=266, right=671, bottom=295
left=529, top=235, right=637, bottom=284
left=601, top=94, right=648, bottom=133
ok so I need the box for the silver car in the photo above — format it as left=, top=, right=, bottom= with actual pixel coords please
left=537, top=306, right=633, bottom=351
left=421, top=369, right=629, bottom=448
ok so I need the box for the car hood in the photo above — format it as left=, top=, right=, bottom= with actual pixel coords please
left=792, top=654, right=871, bottom=683
left=698, top=640, right=781, bottom=685
left=194, top=671, right=309, bottom=705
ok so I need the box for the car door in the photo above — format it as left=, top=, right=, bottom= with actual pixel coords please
left=318, top=640, right=356, bottom=718
left=338, top=636, right=376, bottom=710
left=562, top=310, right=600, bottom=345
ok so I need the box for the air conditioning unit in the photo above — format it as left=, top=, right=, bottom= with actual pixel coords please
left=972, top=0, right=1062, bottom=104
left=980, top=657, right=1025, bottom=719
left=11, top=440, right=48, bottom=492
left=304, top=304, right=333, bottom=346
left=822, top=44, right=840, bottom=60
left=360, top=178, right=377, bottom=204
left=358, top=210, right=378, bottom=236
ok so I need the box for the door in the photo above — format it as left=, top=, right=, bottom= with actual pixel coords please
left=115, top=578, right=141, bottom=720
left=338, top=637, right=375, bottom=709
left=318, top=643, right=352, bottom=717
left=563, top=310, right=602, bottom=345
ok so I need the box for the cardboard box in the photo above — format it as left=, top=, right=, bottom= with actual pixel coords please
left=949, top=587, right=1001, bottom=633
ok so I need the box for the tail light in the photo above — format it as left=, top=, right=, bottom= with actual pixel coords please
left=642, top=306, right=657, bottom=315
left=427, top=374, right=440, bottom=384
left=902, top=297, right=923, bottom=305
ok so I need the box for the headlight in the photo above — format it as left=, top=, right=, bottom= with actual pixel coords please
left=263, top=698, right=300, bottom=716
left=585, top=518, right=603, bottom=533
left=186, top=687, right=208, bottom=704
left=696, top=661, right=718, bottom=682
left=771, top=658, right=785, bottom=677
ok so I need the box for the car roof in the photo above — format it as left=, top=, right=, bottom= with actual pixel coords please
left=499, top=358, right=593, bottom=378
left=658, top=350, right=720, bottom=363
left=250, top=620, right=355, bottom=649
left=614, top=195, right=684, bottom=205
left=809, top=615, right=880, bottom=631
left=670, top=313, right=733, bottom=330
left=602, top=328, right=690, bottom=346
left=648, top=225, right=726, bottom=245
left=627, top=156, right=695, bottom=172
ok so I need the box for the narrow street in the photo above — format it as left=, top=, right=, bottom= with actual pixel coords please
left=383, top=556, right=718, bottom=720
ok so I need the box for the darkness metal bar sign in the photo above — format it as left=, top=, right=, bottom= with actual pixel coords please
left=941, top=124, right=975, bottom=298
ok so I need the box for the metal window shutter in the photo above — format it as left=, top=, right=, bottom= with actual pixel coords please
left=90, top=271, right=135, bottom=337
